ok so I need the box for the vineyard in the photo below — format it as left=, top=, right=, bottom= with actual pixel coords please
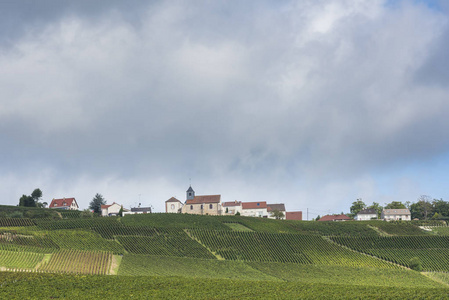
left=0, top=211, right=449, bottom=298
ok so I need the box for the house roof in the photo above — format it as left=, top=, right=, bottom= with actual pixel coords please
left=222, top=201, right=241, bottom=207
left=185, top=195, right=221, bottom=204
left=267, top=203, right=286, bottom=212
left=286, top=211, right=302, bottom=220
left=49, top=198, right=77, bottom=208
left=383, top=209, right=411, bottom=215
left=165, top=197, right=181, bottom=203
left=242, top=202, right=267, bottom=209
left=357, top=209, right=377, bottom=215
left=101, top=202, right=121, bottom=209
left=131, top=207, right=151, bottom=212
left=318, top=214, right=351, bottom=221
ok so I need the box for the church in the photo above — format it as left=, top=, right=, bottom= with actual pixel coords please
left=165, top=186, right=222, bottom=215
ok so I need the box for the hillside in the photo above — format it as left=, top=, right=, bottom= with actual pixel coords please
left=1, top=210, right=449, bottom=298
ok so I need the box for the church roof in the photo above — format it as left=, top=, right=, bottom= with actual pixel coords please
left=185, top=195, right=221, bottom=204
left=186, top=186, right=194, bottom=192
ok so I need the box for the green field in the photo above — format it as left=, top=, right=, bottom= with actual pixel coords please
left=0, top=212, right=448, bottom=298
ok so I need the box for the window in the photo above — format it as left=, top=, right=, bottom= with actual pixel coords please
left=209, top=204, right=213, bottom=209
left=200, top=205, right=203, bottom=209
left=190, top=205, right=193, bottom=210
left=171, top=204, right=175, bottom=209
left=189, top=193, right=192, bottom=197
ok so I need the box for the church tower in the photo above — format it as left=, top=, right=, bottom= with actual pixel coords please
left=186, top=185, right=195, bottom=201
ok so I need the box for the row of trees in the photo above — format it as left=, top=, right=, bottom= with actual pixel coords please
left=349, top=195, right=449, bottom=220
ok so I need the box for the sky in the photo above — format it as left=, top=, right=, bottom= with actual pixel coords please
left=1, top=0, right=449, bottom=218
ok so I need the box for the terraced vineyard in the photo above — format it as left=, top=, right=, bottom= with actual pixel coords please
left=0, top=211, right=449, bottom=298
left=331, top=236, right=449, bottom=271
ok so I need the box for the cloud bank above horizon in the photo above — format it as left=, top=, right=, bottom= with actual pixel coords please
left=1, top=0, right=449, bottom=217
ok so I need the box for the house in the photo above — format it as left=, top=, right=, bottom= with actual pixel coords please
left=49, top=198, right=79, bottom=210
left=355, top=209, right=378, bottom=221
left=286, top=211, right=302, bottom=221
left=122, top=206, right=151, bottom=216
left=318, top=214, right=351, bottom=221
left=381, top=209, right=411, bottom=221
left=165, top=197, right=183, bottom=213
left=181, top=186, right=222, bottom=215
left=222, top=201, right=242, bottom=215
left=267, top=203, right=286, bottom=219
left=101, top=202, right=126, bottom=217
left=241, top=201, right=268, bottom=218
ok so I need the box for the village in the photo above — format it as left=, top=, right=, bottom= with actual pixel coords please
left=45, top=185, right=415, bottom=222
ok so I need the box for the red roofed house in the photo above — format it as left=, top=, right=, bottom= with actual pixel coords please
left=165, top=197, right=182, bottom=213
left=101, top=202, right=127, bottom=217
left=49, top=198, right=79, bottom=210
left=241, top=201, right=268, bottom=218
left=181, top=186, right=222, bottom=215
left=318, top=214, right=351, bottom=222
left=222, top=200, right=242, bottom=215
left=286, top=211, right=303, bottom=221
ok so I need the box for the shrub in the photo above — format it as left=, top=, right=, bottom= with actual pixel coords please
left=409, top=257, right=423, bottom=272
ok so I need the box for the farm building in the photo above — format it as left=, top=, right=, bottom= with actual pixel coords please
left=318, top=214, right=351, bottom=222
left=355, top=209, right=378, bottom=220
left=267, top=203, right=286, bottom=219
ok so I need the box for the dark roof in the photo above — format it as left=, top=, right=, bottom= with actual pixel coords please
left=185, top=195, right=221, bottom=204
left=186, top=186, right=194, bottom=192
left=165, top=197, right=181, bottom=203
left=318, top=214, right=351, bottom=221
left=357, top=209, right=377, bottom=215
left=49, top=198, right=77, bottom=208
left=222, top=201, right=241, bottom=207
left=131, top=207, right=151, bottom=212
left=242, top=202, right=267, bottom=209
left=267, top=204, right=286, bottom=212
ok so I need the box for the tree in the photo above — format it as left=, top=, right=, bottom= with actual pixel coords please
left=384, top=201, right=406, bottom=209
left=432, top=198, right=449, bottom=218
left=315, top=215, right=321, bottom=221
left=18, top=188, right=43, bottom=207
left=89, top=193, right=106, bottom=215
left=367, top=202, right=383, bottom=219
left=80, top=209, right=94, bottom=218
left=350, top=199, right=366, bottom=217
left=410, top=196, right=434, bottom=220
left=271, top=209, right=285, bottom=220
left=409, top=257, right=422, bottom=272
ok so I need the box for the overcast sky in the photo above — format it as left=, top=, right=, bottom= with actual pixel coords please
left=1, top=0, right=449, bottom=217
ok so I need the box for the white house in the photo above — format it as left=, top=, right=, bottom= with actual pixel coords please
left=165, top=197, right=183, bottom=213
left=381, top=209, right=411, bottom=221
left=241, top=202, right=268, bottom=218
left=355, top=208, right=378, bottom=220
left=101, top=202, right=124, bottom=217
left=122, top=206, right=151, bottom=216
left=222, top=201, right=242, bottom=215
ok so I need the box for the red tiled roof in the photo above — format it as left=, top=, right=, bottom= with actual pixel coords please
left=267, top=203, right=286, bottom=212
left=242, top=202, right=267, bottom=209
left=49, top=198, right=77, bottom=208
left=101, top=202, right=119, bottom=209
left=286, top=211, right=302, bottom=220
left=318, top=214, right=351, bottom=221
left=185, top=195, right=221, bottom=204
left=165, top=197, right=181, bottom=203
left=222, top=201, right=241, bottom=207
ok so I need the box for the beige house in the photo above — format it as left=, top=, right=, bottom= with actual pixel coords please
left=165, top=197, right=182, bottom=213
left=181, top=186, right=222, bottom=215
left=381, top=209, right=411, bottom=221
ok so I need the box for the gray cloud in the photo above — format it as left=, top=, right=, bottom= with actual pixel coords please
left=1, top=0, right=449, bottom=213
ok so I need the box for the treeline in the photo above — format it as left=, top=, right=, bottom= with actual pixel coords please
left=349, top=195, right=449, bottom=220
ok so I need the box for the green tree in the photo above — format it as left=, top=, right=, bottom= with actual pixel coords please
left=80, top=209, right=94, bottom=218
left=350, top=199, right=366, bottom=217
left=18, top=188, right=43, bottom=207
left=315, top=215, right=321, bottom=221
left=89, top=193, right=106, bottom=215
left=271, top=209, right=285, bottom=220
left=409, top=257, right=423, bottom=272
left=384, top=201, right=406, bottom=209
left=432, top=198, right=449, bottom=218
